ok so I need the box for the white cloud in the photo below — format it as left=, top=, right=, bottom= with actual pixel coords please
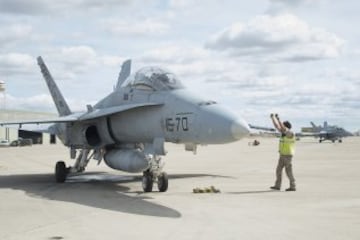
left=0, top=24, right=33, bottom=47
left=5, top=93, right=54, bottom=112
left=267, top=0, right=323, bottom=14
left=43, top=45, right=127, bottom=72
left=44, top=45, right=98, bottom=74
left=206, top=14, right=344, bottom=62
left=169, top=0, right=219, bottom=9
left=230, top=75, right=289, bottom=91
left=141, top=45, right=209, bottom=64
left=0, top=53, right=36, bottom=75
left=4, top=93, right=92, bottom=113
left=100, top=55, right=126, bottom=68
left=0, top=0, right=45, bottom=15
left=269, top=0, right=321, bottom=7
left=139, top=45, right=290, bottom=95
left=169, top=0, right=193, bottom=9
left=320, top=68, right=360, bottom=84
left=0, top=0, right=136, bottom=15
left=134, top=45, right=226, bottom=81
left=59, top=46, right=97, bottom=65
left=103, top=18, right=170, bottom=36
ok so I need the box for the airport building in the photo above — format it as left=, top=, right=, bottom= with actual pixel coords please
left=0, top=109, right=57, bottom=145
left=0, top=81, right=57, bottom=145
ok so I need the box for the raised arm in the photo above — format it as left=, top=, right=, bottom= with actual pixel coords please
left=275, top=114, right=287, bottom=133
left=270, top=113, right=281, bottom=131
left=270, top=113, right=286, bottom=133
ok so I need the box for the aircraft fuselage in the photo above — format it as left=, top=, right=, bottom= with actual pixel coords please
left=60, top=87, right=249, bottom=149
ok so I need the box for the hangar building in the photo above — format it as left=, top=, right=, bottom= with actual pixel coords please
left=0, top=109, right=57, bottom=145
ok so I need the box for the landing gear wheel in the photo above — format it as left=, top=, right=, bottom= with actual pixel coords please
left=157, top=172, right=168, bottom=192
left=142, top=171, right=153, bottom=192
left=339, top=139, right=342, bottom=143
left=55, top=161, right=68, bottom=183
left=319, top=139, right=322, bottom=143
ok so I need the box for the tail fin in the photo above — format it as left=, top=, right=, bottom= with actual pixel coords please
left=115, top=59, right=131, bottom=91
left=37, top=56, right=72, bottom=116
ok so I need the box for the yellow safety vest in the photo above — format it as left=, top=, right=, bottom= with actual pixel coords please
left=279, top=133, right=295, bottom=156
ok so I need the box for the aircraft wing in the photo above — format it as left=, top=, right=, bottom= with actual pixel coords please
left=0, top=103, right=163, bottom=127
left=79, top=102, right=163, bottom=121
left=248, top=124, right=276, bottom=132
left=296, top=132, right=318, bottom=137
left=0, top=114, right=82, bottom=126
left=20, top=124, right=57, bottom=134
left=296, top=132, right=333, bottom=138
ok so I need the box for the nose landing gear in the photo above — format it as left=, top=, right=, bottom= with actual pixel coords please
left=142, top=155, right=168, bottom=192
left=142, top=171, right=169, bottom=192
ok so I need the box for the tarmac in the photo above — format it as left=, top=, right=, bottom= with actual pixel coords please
left=0, top=137, right=359, bottom=240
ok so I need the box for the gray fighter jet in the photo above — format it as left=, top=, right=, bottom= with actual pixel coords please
left=0, top=56, right=250, bottom=192
left=301, top=121, right=353, bottom=143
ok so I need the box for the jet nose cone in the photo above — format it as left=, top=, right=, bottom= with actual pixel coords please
left=231, top=119, right=250, bottom=140
left=195, top=104, right=250, bottom=144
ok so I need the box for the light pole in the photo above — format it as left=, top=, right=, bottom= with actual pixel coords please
left=0, top=81, right=5, bottom=109
left=0, top=81, right=8, bottom=140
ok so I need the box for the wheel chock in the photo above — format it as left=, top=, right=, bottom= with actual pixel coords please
left=193, top=186, right=220, bottom=193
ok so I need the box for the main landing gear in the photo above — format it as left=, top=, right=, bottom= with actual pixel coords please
left=54, top=149, right=93, bottom=183
left=54, top=148, right=169, bottom=193
left=55, top=161, right=68, bottom=183
left=142, top=155, right=168, bottom=192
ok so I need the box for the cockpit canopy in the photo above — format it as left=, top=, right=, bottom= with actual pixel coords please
left=123, top=67, right=184, bottom=91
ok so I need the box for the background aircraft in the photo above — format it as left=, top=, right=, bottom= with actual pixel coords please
left=301, top=121, right=353, bottom=143
left=0, top=57, right=250, bottom=192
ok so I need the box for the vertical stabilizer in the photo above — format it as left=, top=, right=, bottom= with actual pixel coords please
left=37, top=56, right=72, bottom=116
left=310, top=122, right=317, bottom=129
left=115, top=59, right=131, bottom=90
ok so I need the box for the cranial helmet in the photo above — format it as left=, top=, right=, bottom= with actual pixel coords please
left=283, top=121, right=292, bottom=129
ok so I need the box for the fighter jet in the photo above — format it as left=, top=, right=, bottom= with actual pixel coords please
left=0, top=56, right=250, bottom=192
left=301, top=121, right=353, bottom=143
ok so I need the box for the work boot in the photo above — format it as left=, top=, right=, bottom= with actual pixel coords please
left=270, top=186, right=280, bottom=190
left=285, top=187, right=296, bottom=191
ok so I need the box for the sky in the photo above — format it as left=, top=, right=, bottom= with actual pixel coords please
left=0, top=0, right=359, bottom=131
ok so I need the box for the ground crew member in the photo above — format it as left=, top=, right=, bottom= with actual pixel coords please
left=270, top=113, right=296, bottom=191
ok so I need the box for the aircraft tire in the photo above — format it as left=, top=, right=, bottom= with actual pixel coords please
left=339, top=139, right=342, bottom=143
left=157, top=172, right=168, bottom=192
left=55, top=161, right=67, bottom=183
left=142, top=172, right=153, bottom=192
